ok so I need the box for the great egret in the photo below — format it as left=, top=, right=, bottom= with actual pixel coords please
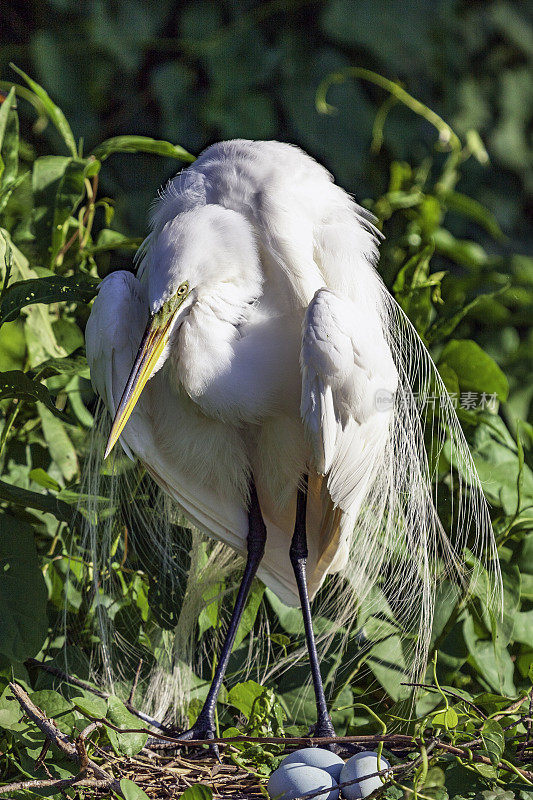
left=85, top=139, right=499, bottom=748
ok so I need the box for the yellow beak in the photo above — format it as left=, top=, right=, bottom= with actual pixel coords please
left=104, top=313, right=175, bottom=459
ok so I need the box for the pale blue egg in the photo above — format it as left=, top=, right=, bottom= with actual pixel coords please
left=267, top=762, right=339, bottom=800
left=339, top=751, right=391, bottom=799
left=281, top=748, right=345, bottom=782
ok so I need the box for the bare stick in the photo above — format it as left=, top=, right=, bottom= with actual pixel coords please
left=0, top=776, right=113, bottom=795
left=8, top=683, right=122, bottom=794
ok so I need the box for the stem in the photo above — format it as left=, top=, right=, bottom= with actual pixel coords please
left=316, top=68, right=462, bottom=153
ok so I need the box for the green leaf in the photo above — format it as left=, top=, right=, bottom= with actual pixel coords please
left=38, top=405, right=79, bottom=481
left=0, top=172, right=26, bottom=216
left=463, top=614, right=516, bottom=696
left=513, top=610, right=533, bottom=645
left=392, top=245, right=436, bottom=335
left=10, top=63, right=77, bottom=157
left=481, top=718, right=505, bottom=765
left=91, top=135, right=195, bottom=163
left=71, top=694, right=108, bottom=719
left=0, top=275, right=99, bottom=323
left=265, top=588, right=332, bottom=636
left=106, top=696, right=148, bottom=756
left=29, top=468, right=61, bottom=491
left=0, top=684, right=25, bottom=729
left=34, top=352, right=88, bottom=380
left=227, top=680, right=265, bottom=719
left=0, top=369, right=67, bottom=420
left=433, top=229, right=488, bottom=269
left=179, top=785, right=213, bottom=800
left=0, top=513, right=48, bottom=661
left=0, top=319, right=26, bottom=371
left=29, top=690, right=76, bottom=734
left=438, top=340, right=509, bottom=401
left=444, top=191, right=504, bottom=240
left=0, top=87, right=19, bottom=191
left=432, top=707, right=459, bottom=728
left=427, top=284, right=509, bottom=344
left=0, top=478, right=73, bottom=522
left=120, top=778, right=151, bottom=800
left=90, top=229, right=142, bottom=253
left=233, top=580, right=264, bottom=650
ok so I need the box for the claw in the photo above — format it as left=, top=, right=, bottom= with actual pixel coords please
left=312, top=717, right=342, bottom=754
left=164, top=716, right=220, bottom=760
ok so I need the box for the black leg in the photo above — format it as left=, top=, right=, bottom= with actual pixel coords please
left=170, top=481, right=267, bottom=756
left=290, top=475, right=336, bottom=740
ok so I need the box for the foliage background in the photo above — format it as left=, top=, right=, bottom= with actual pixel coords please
left=0, top=0, right=533, bottom=797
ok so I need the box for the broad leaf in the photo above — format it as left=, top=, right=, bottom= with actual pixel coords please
left=0, top=274, right=99, bottom=323
left=71, top=694, right=108, bottom=719
left=179, top=786, right=213, bottom=800
left=0, top=513, right=48, bottom=661
left=438, top=339, right=509, bottom=401
left=227, top=680, right=264, bottom=719
left=29, top=690, right=76, bottom=734
left=120, top=779, right=151, bottom=800
left=481, top=718, right=505, bottom=765
left=0, top=369, right=67, bottom=420
left=106, top=696, right=148, bottom=756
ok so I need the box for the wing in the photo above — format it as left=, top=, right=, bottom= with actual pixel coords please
left=301, top=285, right=500, bottom=685
left=301, top=287, right=397, bottom=510
left=85, top=271, right=147, bottom=459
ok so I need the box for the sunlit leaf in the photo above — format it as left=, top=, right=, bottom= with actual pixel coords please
left=10, top=63, right=77, bottom=157
left=0, top=274, right=99, bottom=324
left=91, top=135, right=195, bottom=163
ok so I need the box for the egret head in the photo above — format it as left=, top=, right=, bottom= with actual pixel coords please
left=104, top=204, right=261, bottom=458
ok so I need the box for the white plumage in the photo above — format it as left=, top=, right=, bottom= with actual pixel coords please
left=85, top=140, right=499, bottom=725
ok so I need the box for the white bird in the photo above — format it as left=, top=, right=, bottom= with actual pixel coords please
left=85, top=140, right=499, bottom=747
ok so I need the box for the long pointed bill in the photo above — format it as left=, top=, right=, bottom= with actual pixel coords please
left=104, top=313, right=175, bottom=459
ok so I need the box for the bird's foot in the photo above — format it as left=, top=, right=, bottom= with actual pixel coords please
left=311, top=715, right=341, bottom=753
left=164, top=713, right=220, bottom=761
left=311, top=716, right=357, bottom=756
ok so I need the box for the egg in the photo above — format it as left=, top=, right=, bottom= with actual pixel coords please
left=339, top=751, right=391, bottom=799
left=267, top=762, right=339, bottom=800
left=280, top=748, right=345, bottom=782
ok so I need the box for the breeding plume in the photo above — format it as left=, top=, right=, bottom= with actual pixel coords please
left=86, top=140, right=499, bottom=745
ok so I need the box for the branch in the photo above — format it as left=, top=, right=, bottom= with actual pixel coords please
left=7, top=682, right=122, bottom=794
left=0, top=776, right=112, bottom=795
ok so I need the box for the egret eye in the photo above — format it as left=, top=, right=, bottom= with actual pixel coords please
left=176, top=282, right=188, bottom=296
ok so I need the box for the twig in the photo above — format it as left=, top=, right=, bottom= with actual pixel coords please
left=129, top=658, right=143, bottom=705
left=0, top=776, right=115, bottom=794
left=92, top=716, right=533, bottom=784
left=26, top=657, right=163, bottom=728
left=7, top=682, right=122, bottom=794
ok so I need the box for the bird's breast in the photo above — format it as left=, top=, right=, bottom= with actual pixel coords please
left=170, top=300, right=303, bottom=425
